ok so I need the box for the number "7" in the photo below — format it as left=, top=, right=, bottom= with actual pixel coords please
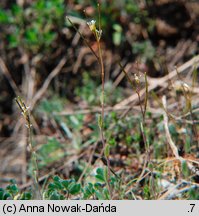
left=190, top=204, right=195, bottom=212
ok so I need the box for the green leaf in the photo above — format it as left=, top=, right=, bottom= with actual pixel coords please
left=0, top=9, right=10, bottom=23
left=98, top=115, right=103, bottom=129
left=49, top=178, right=64, bottom=191
left=54, top=182, right=64, bottom=190
left=103, top=188, right=110, bottom=200
left=53, top=175, right=61, bottom=182
left=169, top=124, right=178, bottom=136
left=20, top=192, right=32, bottom=200
left=43, top=32, right=56, bottom=45
left=11, top=5, right=23, bottom=17
left=94, top=182, right=103, bottom=190
left=113, top=24, right=122, bottom=46
left=0, top=188, right=11, bottom=200
left=38, top=137, right=64, bottom=167
left=104, top=145, right=110, bottom=157
left=0, top=189, right=4, bottom=200
left=83, top=183, right=94, bottom=199
left=69, top=183, right=81, bottom=195
left=3, top=192, right=12, bottom=200
left=126, top=136, right=132, bottom=145
left=182, top=160, right=189, bottom=177
left=49, top=190, right=62, bottom=200
left=61, top=179, right=74, bottom=190
left=95, top=168, right=105, bottom=182
left=6, top=183, right=19, bottom=196
left=8, top=34, right=19, bottom=48
left=34, top=1, right=45, bottom=10
left=108, top=138, right=116, bottom=146
left=25, top=28, right=38, bottom=44
left=94, top=190, right=104, bottom=200
left=48, top=183, right=58, bottom=190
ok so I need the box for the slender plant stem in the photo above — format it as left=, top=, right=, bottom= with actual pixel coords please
left=28, top=126, right=42, bottom=199
left=117, top=62, right=151, bottom=189
left=97, top=39, right=112, bottom=198
left=118, top=61, right=145, bottom=120
left=15, top=96, right=42, bottom=199
left=67, top=11, right=112, bottom=198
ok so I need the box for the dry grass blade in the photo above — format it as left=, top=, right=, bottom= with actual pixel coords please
left=162, top=95, right=198, bottom=177
left=162, top=95, right=180, bottom=159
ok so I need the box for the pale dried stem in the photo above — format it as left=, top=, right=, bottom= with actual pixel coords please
left=162, top=96, right=180, bottom=159
left=162, top=95, right=197, bottom=173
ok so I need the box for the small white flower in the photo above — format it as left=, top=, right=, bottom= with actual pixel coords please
left=174, top=81, right=190, bottom=93
left=87, top=20, right=96, bottom=31
left=87, top=20, right=96, bottom=26
left=134, top=74, right=141, bottom=84
left=25, top=124, right=32, bottom=128
left=87, top=19, right=102, bottom=41
left=182, top=82, right=190, bottom=92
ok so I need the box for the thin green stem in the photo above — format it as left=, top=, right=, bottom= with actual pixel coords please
left=97, top=39, right=112, bottom=199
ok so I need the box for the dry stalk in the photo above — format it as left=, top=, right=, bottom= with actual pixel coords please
left=15, top=96, right=42, bottom=199
left=162, top=96, right=180, bottom=159
left=162, top=95, right=197, bottom=174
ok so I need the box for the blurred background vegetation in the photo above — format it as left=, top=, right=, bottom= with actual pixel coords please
left=0, top=0, right=198, bottom=199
